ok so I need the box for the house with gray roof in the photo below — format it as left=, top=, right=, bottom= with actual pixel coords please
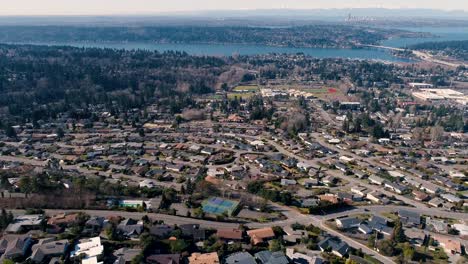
left=398, top=210, right=421, bottom=227
left=335, top=217, right=361, bottom=229
left=318, top=237, right=349, bottom=258
left=358, top=224, right=373, bottom=234
left=150, top=224, right=174, bottom=238
left=286, top=248, right=323, bottom=264
left=254, top=251, right=289, bottom=264
left=30, top=238, right=68, bottom=263
left=0, top=235, right=34, bottom=261
left=85, top=216, right=105, bottom=232
left=225, top=252, right=256, bottom=264
left=440, top=193, right=462, bottom=203
left=113, top=247, right=141, bottom=264
left=283, top=226, right=307, bottom=243
left=5, top=214, right=44, bottom=234
left=117, top=219, right=144, bottom=239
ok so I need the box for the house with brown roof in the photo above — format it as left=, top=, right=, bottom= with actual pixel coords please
left=435, top=236, right=462, bottom=255
left=227, top=114, right=245, bottom=123
left=318, top=194, right=340, bottom=204
left=246, top=227, right=275, bottom=245
left=216, top=228, right=243, bottom=241
left=188, top=252, right=220, bottom=264
left=47, top=213, right=81, bottom=226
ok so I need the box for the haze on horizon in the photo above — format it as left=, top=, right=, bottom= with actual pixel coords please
left=1, top=0, right=467, bottom=16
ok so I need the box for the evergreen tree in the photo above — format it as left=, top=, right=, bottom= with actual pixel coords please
left=5, top=126, right=16, bottom=138
left=392, top=220, right=407, bottom=243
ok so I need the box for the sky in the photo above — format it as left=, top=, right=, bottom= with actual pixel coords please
left=0, top=0, right=467, bottom=15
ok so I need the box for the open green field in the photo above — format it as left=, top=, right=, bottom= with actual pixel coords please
left=233, top=85, right=259, bottom=92
left=227, top=93, right=255, bottom=100
left=301, top=88, right=336, bottom=93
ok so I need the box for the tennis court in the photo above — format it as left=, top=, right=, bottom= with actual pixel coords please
left=202, top=197, right=239, bottom=216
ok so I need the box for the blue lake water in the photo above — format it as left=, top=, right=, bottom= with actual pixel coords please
left=12, top=26, right=468, bottom=62
left=382, top=27, right=468, bottom=47
left=23, top=41, right=412, bottom=62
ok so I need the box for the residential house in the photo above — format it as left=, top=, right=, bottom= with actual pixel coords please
left=428, top=197, right=444, bottom=208
left=321, top=176, right=337, bottom=186
left=367, top=216, right=392, bottom=236
left=303, top=179, right=319, bottom=188
left=0, top=235, right=34, bottom=261
left=453, top=224, right=468, bottom=238
left=384, top=182, right=409, bottom=194
left=318, top=194, right=340, bottom=204
left=425, top=217, right=448, bottom=233
left=318, top=237, right=349, bottom=258
left=246, top=227, right=275, bottom=245
left=85, top=217, right=105, bottom=233
left=297, top=161, right=315, bottom=172
left=147, top=254, right=181, bottom=264
left=301, top=198, right=319, bottom=208
left=398, top=210, right=421, bottom=227
left=216, top=228, right=243, bottom=241
left=254, top=251, right=289, bottom=264
left=225, top=252, right=256, bottom=264
left=149, top=225, right=174, bottom=238
left=412, top=190, right=430, bottom=202
left=139, top=179, right=159, bottom=189
left=31, top=238, right=68, bottom=263
left=440, top=193, right=462, bottom=203
left=179, top=224, right=206, bottom=241
left=5, top=215, right=44, bottom=233
left=352, top=170, right=368, bottom=179
left=281, top=158, right=297, bottom=169
left=368, top=176, right=384, bottom=185
left=335, top=163, right=348, bottom=173
left=351, top=186, right=367, bottom=197
left=280, top=179, right=297, bottom=186
left=113, top=248, right=141, bottom=264
left=282, top=226, right=307, bottom=243
left=358, top=224, right=373, bottom=235
left=337, top=192, right=353, bottom=204
left=419, top=183, right=441, bottom=194
left=335, top=217, right=361, bottom=229
left=366, top=191, right=388, bottom=204
left=348, top=255, right=372, bottom=264
left=201, top=148, right=216, bottom=156
left=166, top=164, right=185, bottom=173
left=435, top=236, right=462, bottom=255
left=188, top=252, right=220, bottom=264
left=286, top=248, right=323, bottom=264
left=70, top=237, right=104, bottom=264
left=116, top=219, right=144, bottom=239
left=47, top=213, right=81, bottom=226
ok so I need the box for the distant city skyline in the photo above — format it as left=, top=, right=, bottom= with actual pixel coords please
left=1, top=0, right=468, bottom=16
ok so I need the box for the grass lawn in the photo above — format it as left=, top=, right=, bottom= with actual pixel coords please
left=227, top=92, right=255, bottom=100
left=301, top=88, right=331, bottom=93
left=381, top=212, right=399, bottom=222
left=233, top=85, right=259, bottom=92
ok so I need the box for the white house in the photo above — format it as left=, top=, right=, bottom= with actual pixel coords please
left=71, top=237, right=104, bottom=264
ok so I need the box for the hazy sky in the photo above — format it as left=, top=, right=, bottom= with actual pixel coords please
left=1, top=0, right=467, bottom=15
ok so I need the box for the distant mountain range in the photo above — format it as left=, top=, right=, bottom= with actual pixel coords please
left=0, top=8, right=467, bottom=27
left=185, top=8, right=468, bottom=19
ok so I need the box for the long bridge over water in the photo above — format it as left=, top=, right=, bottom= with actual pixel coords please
left=361, top=44, right=465, bottom=67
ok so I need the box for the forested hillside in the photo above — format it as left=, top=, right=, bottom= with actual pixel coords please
left=0, top=44, right=226, bottom=121
left=410, top=40, right=468, bottom=61
left=0, top=25, right=408, bottom=48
